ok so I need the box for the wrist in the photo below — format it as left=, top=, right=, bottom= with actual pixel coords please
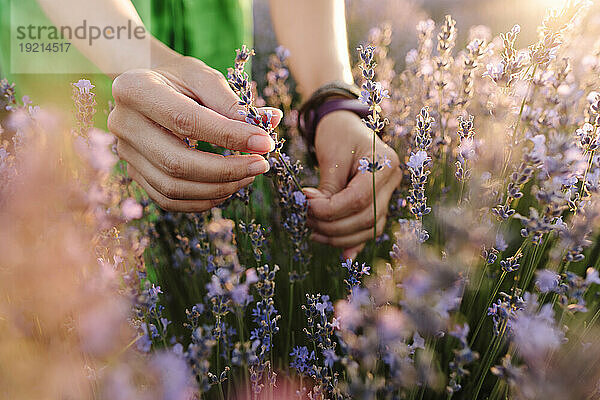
left=151, top=38, right=183, bottom=69
left=315, top=110, right=372, bottom=150
left=298, top=82, right=369, bottom=153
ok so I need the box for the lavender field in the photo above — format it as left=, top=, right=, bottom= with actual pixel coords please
left=2, top=1, right=600, bottom=399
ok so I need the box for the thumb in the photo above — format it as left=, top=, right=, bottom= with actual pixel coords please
left=180, top=61, right=277, bottom=125
left=342, top=244, right=365, bottom=261
left=303, top=160, right=348, bottom=201
left=304, top=157, right=352, bottom=218
left=303, top=187, right=328, bottom=199
left=316, top=157, right=351, bottom=198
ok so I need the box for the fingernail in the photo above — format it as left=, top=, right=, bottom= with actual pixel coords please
left=303, top=187, right=323, bottom=198
left=344, top=251, right=358, bottom=261
left=247, top=134, right=275, bottom=153
left=248, top=158, right=270, bottom=175
left=310, top=233, right=327, bottom=244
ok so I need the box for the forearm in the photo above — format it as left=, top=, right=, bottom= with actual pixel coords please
left=36, top=0, right=179, bottom=77
left=269, top=0, right=353, bottom=97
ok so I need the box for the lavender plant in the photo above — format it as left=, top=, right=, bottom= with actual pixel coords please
left=72, top=79, right=97, bottom=137
left=357, top=44, right=390, bottom=243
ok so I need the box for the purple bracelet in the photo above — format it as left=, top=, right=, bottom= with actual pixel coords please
left=300, top=98, right=371, bottom=150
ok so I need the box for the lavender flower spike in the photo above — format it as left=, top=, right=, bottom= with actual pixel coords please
left=357, top=44, right=391, bottom=243
left=228, top=45, right=303, bottom=191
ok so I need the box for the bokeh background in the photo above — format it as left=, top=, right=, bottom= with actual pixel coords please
left=1, top=0, right=593, bottom=123
left=253, top=0, right=596, bottom=88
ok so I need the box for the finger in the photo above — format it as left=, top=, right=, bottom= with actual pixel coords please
left=117, top=141, right=255, bottom=200
left=108, top=107, right=270, bottom=182
left=313, top=111, right=363, bottom=197
left=313, top=154, right=355, bottom=198
left=172, top=59, right=250, bottom=121
left=307, top=180, right=396, bottom=236
left=112, top=70, right=275, bottom=152
left=128, top=164, right=229, bottom=212
left=311, top=217, right=386, bottom=248
left=308, top=165, right=401, bottom=221
left=166, top=60, right=284, bottom=128
left=342, top=244, right=365, bottom=261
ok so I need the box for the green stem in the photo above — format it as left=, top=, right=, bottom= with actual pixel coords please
left=154, top=316, right=169, bottom=349
left=550, top=260, right=571, bottom=308
left=215, top=337, right=225, bottom=400
left=578, top=146, right=597, bottom=204
left=372, top=128, right=377, bottom=247
left=584, top=306, right=600, bottom=338
left=464, top=262, right=488, bottom=314
left=236, top=310, right=250, bottom=397
left=218, top=381, right=226, bottom=400
left=275, top=151, right=302, bottom=191
left=470, top=271, right=507, bottom=347
left=285, top=282, right=295, bottom=366
left=472, top=323, right=506, bottom=399
left=489, top=369, right=507, bottom=400
left=501, top=64, right=536, bottom=179
left=520, top=236, right=548, bottom=292
left=439, top=87, right=448, bottom=192
left=416, top=337, right=436, bottom=400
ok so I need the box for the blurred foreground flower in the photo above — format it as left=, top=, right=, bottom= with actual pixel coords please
left=0, top=97, right=195, bottom=399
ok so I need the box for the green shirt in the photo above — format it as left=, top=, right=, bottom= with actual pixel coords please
left=137, top=0, right=252, bottom=75
left=0, top=0, right=252, bottom=118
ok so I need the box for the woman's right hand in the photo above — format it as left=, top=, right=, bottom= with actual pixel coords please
left=108, top=55, right=280, bottom=212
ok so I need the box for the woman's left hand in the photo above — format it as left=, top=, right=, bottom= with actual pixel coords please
left=304, top=110, right=402, bottom=260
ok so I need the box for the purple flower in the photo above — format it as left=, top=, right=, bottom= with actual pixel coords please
left=290, top=346, right=315, bottom=374
left=73, top=79, right=95, bottom=94
left=434, top=283, right=463, bottom=319
left=315, top=301, right=328, bottom=316
left=331, top=317, right=340, bottom=330
left=411, top=331, right=425, bottom=350
left=322, top=349, right=339, bottom=368
left=292, top=190, right=306, bottom=206
left=230, top=283, right=251, bottom=305
left=358, top=155, right=393, bottom=174
left=382, top=155, right=392, bottom=169
left=358, top=157, right=370, bottom=173
left=495, top=233, right=508, bottom=252
left=450, top=323, right=470, bottom=345
left=585, top=267, right=600, bottom=285
left=83, top=130, right=118, bottom=172
left=529, top=134, right=547, bottom=161
left=483, top=61, right=505, bottom=81
left=511, top=293, right=563, bottom=362
left=358, top=90, right=370, bottom=105
left=535, top=269, right=560, bottom=293
left=275, top=45, right=290, bottom=61
left=121, top=197, right=143, bottom=220
left=402, top=270, right=433, bottom=300
left=137, top=323, right=152, bottom=353
left=206, top=275, right=224, bottom=298
left=342, top=259, right=371, bottom=290
left=407, top=150, right=430, bottom=170
left=150, top=350, right=197, bottom=400
left=335, top=299, right=362, bottom=331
